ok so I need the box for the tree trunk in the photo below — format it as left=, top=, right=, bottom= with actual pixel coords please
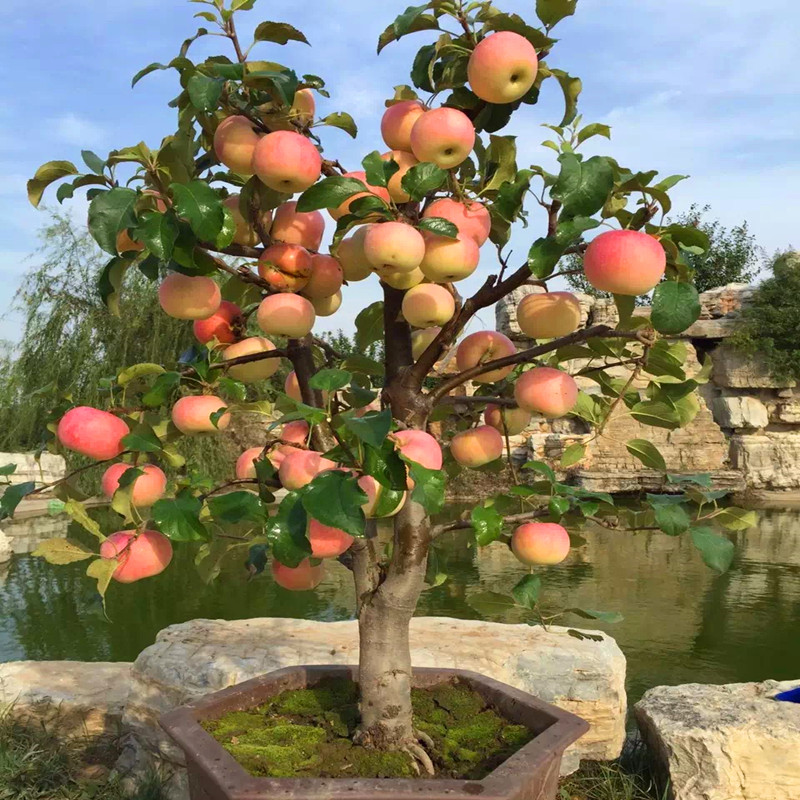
left=355, top=499, right=430, bottom=749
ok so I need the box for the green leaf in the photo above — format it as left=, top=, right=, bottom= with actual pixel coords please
left=309, top=368, right=352, bottom=392
left=342, top=355, right=385, bottom=378
left=653, top=502, right=690, bottom=536
left=87, top=187, right=138, bottom=254
left=393, top=4, right=429, bottom=37
left=549, top=68, right=582, bottom=126
left=479, top=10, right=555, bottom=49
left=31, top=538, right=94, bottom=565
left=362, top=150, right=397, bottom=188
left=301, top=470, right=367, bottom=538
left=378, top=11, right=438, bottom=53
left=552, top=154, right=614, bottom=218
left=418, top=217, right=459, bottom=239
left=560, top=443, right=586, bottom=467
left=363, top=440, right=408, bottom=492
left=663, top=224, right=710, bottom=255
left=711, top=507, right=757, bottom=531
left=651, top=282, right=701, bottom=335
left=626, top=439, right=667, bottom=471
left=87, top=558, right=118, bottom=603
left=567, top=607, right=624, bottom=624
left=143, top=372, right=181, bottom=407
left=631, top=400, right=681, bottom=430
left=405, top=460, right=446, bottom=515
left=81, top=150, right=106, bottom=175
left=187, top=74, right=224, bottom=111
left=468, top=591, right=515, bottom=617
left=484, top=135, right=518, bottom=191
left=208, top=491, right=267, bottom=524
left=492, top=169, right=533, bottom=223
left=152, top=491, right=209, bottom=541
left=121, top=423, right=162, bottom=454
left=136, top=212, right=180, bottom=261
left=344, top=409, right=392, bottom=450
left=253, top=21, right=310, bottom=45
left=218, top=376, right=247, bottom=402
left=27, top=160, right=79, bottom=207
left=355, top=302, right=385, bottom=351
left=691, top=526, right=735, bottom=573
left=536, top=0, right=577, bottom=27
left=97, top=257, right=132, bottom=317
left=130, top=58, right=191, bottom=87
left=512, top=574, right=541, bottom=609
left=296, top=176, right=366, bottom=212
left=470, top=505, right=504, bottom=546
left=401, top=162, right=448, bottom=202
left=267, top=492, right=311, bottom=567
left=549, top=495, right=571, bottom=519
left=576, top=123, right=611, bottom=145
left=0, top=464, right=17, bottom=477
left=117, top=363, right=166, bottom=387
left=63, top=499, right=106, bottom=541
left=321, top=112, right=358, bottom=139
left=170, top=181, right=225, bottom=242
left=523, top=460, right=556, bottom=483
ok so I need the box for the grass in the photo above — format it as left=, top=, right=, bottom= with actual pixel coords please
left=0, top=710, right=168, bottom=800
left=559, top=740, right=669, bottom=800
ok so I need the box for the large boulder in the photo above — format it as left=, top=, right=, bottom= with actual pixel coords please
left=119, top=617, right=627, bottom=797
left=711, top=396, right=769, bottom=430
left=0, top=661, right=132, bottom=737
left=711, top=343, right=796, bottom=389
left=636, top=680, right=800, bottom=800
left=729, top=433, right=800, bottom=490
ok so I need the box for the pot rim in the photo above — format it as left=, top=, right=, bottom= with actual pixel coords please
left=160, top=664, right=589, bottom=800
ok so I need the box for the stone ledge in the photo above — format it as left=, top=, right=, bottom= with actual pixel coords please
left=635, top=680, right=800, bottom=800
left=574, top=469, right=745, bottom=494
left=119, top=617, right=627, bottom=796
left=0, top=660, right=132, bottom=738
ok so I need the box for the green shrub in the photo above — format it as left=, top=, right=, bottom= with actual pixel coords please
left=732, top=251, right=800, bottom=383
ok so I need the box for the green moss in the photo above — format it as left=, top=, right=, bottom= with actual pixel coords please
left=204, top=677, right=534, bottom=781
left=428, top=684, right=486, bottom=721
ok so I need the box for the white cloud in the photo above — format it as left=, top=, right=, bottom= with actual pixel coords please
left=50, top=113, right=106, bottom=147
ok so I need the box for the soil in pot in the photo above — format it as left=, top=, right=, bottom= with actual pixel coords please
left=201, top=677, right=535, bottom=780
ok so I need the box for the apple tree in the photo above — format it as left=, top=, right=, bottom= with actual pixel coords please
left=6, top=0, right=757, bottom=770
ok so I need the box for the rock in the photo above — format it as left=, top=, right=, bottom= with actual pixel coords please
left=711, top=396, right=769, bottom=430
left=772, top=399, right=800, bottom=424
left=121, top=617, right=627, bottom=797
left=495, top=285, right=594, bottom=342
left=580, top=398, right=728, bottom=476
left=635, top=680, right=800, bottom=800
left=575, top=469, right=745, bottom=494
left=0, top=452, right=66, bottom=497
left=729, top=433, right=800, bottom=490
left=0, top=528, right=12, bottom=563
left=711, top=344, right=796, bottom=389
left=697, top=283, right=754, bottom=319
left=0, top=661, right=132, bottom=737
left=684, top=317, right=741, bottom=339
left=588, top=298, right=651, bottom=328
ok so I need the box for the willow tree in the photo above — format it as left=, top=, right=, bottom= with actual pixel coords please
left=8, top=0, right=755, bottom=767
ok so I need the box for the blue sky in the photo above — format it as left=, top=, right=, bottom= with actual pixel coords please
left=0, top=0, right=798, bottom=345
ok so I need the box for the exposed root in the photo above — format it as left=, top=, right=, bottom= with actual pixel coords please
left=403, top=742, right=435, bottom=776
left=414, top=728, right=435, bottom=750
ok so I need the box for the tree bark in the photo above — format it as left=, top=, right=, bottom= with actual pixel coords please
left=356, top=500, right=430, bottom=748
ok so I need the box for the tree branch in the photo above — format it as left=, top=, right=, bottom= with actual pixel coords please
left=430, top=326, right=643, bottom=402
left=431, top=508, right=548, bottom=537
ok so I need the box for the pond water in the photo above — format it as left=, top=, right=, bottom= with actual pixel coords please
left=1, top=506, right=799, bottom=706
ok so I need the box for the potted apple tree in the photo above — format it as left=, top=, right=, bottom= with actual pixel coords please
left=9, top=0, right=754, bottom=796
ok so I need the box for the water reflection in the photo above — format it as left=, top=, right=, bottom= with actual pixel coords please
left=1, top=508, right=799, bottom=705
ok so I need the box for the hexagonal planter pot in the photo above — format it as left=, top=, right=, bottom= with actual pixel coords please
left=161, top=665, right=589, bottom=800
